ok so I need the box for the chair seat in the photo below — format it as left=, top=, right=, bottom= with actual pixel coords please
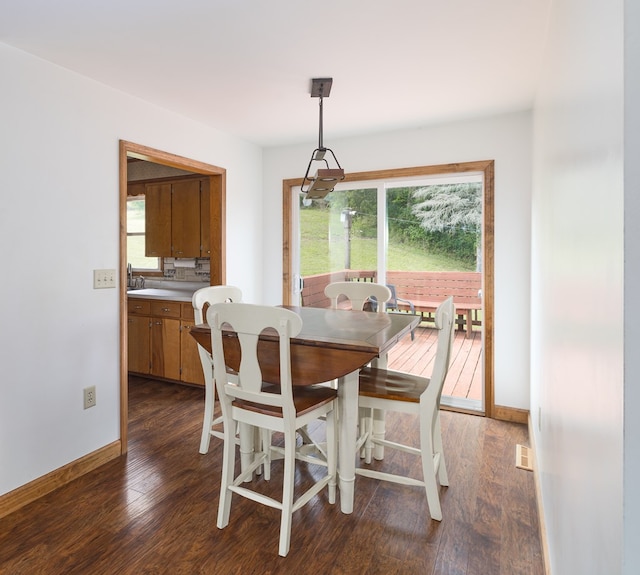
left=234, top=385, right=337, bottom=417
left=359, top=367, right=429, bottom=403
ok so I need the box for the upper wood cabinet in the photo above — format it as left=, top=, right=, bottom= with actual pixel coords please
left=171, top=179, right=201, bottom=257
left=145, top=183, right=172, bottom=257
left=200, top=178, right=211, bottom=257
left=143, top=177, right=210, bottom=258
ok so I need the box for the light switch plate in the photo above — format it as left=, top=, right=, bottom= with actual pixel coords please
left=94, top=269, right=116, bottom=289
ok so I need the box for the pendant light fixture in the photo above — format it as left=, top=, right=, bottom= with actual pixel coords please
left=301, top=77, right=345, bottom=200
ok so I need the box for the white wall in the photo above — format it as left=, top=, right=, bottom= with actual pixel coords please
left=0, top=43, right=263, bottom=496
left=263, top=111, right=532, bottom=409
left=624, top=0, right=640, bottom=570
left=531, top=0, right=625, bottom=573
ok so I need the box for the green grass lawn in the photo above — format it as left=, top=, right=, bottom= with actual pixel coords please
left=300, top=207, right=474, bottom=276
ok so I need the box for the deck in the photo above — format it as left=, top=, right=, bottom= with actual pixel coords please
left=386, top=322, right=483, bottom=401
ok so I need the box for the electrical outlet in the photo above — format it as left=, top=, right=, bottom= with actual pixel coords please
left=93, top=269, right=116, bottom=289
left=84, top=386, right=96, bottom=409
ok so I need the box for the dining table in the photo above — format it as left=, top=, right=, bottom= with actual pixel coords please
left=189, top=304, right=419, bottom=514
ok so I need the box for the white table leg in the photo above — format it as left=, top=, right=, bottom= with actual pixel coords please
left=338, top=369, right=358, bottom=514
left=371, top=354, right=388, bottom=460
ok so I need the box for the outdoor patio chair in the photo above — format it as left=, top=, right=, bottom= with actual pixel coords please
left=368, top=283, right=417, bottom=340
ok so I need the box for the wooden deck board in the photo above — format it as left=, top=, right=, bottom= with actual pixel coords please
left=388, top=323, right=483, bottom=401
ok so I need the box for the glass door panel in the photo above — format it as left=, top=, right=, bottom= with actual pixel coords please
left=297, top=187, right=378, bottom=307
left=384, top=178, right=483, bottom=411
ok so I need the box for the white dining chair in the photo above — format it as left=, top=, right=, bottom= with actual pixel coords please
left=208, top=302, right=337, bottom=557
left=324, top=281, right=392, bottom=314
left=192, top=285, right=243, bottom=454
left=323, top=280, right=393, bottom=458
left=356, top=296, right=455, bottom=521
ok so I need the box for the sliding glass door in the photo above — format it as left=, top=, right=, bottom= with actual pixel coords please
left=289, top=167, right=488, bottom=413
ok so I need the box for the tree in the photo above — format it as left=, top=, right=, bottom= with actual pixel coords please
left=412, top=183, right=482, bottom=269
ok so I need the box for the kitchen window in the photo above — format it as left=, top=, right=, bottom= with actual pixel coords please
left=126, top=196, right=161, bottom=272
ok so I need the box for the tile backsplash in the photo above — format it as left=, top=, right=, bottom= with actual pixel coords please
left=162, top=258, right=210, bottom=282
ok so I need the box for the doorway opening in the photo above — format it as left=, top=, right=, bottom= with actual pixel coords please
left=118, top=141, right=227, bottom=454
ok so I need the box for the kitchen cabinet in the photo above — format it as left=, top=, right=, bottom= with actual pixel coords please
left=144, top=177, right=210, bottom=258
left=150, top=301, right=181, bottom=380
left=145, top=183, right=172, bottom=257
left=200, top=178, right=211, bottom=257
left=128, top=300, right=151, bottom=374
left=179, top=303, right=205, bottom=386
left=127, top=297, right=204, bottom=386
left=171, top=179, right=201, bottom=257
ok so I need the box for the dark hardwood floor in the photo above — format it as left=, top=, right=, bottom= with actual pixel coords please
left=0, top=377, right=544, bottom=574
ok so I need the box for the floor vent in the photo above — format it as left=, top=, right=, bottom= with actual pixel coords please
left=516, top=444, right=533, bottom=471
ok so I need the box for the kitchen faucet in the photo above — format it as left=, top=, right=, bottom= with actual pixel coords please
left=127, top=263, right=145, bottom=289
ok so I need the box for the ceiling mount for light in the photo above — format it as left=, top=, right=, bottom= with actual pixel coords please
left=301, top=78, right=345, bottom=200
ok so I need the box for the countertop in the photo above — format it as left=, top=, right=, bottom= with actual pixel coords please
left=127, top=281, right=206, bottom=302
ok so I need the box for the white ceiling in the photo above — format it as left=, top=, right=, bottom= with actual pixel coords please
left=0, top=0, right=551, bottom=147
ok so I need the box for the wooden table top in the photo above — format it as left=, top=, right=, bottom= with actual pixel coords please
left=190, top=305, right=419, bottom=386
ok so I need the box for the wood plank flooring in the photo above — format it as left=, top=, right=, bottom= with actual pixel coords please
left=0, top=377, right=544, bottom=574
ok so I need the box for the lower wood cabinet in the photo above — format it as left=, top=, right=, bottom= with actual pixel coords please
left=127, top=314, right=151, bottom=374
left=150, top=316, right=181, bottom=380
left=180, top=321, right=205, bottom=386
left=127, top=297, right=205, bottom=386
